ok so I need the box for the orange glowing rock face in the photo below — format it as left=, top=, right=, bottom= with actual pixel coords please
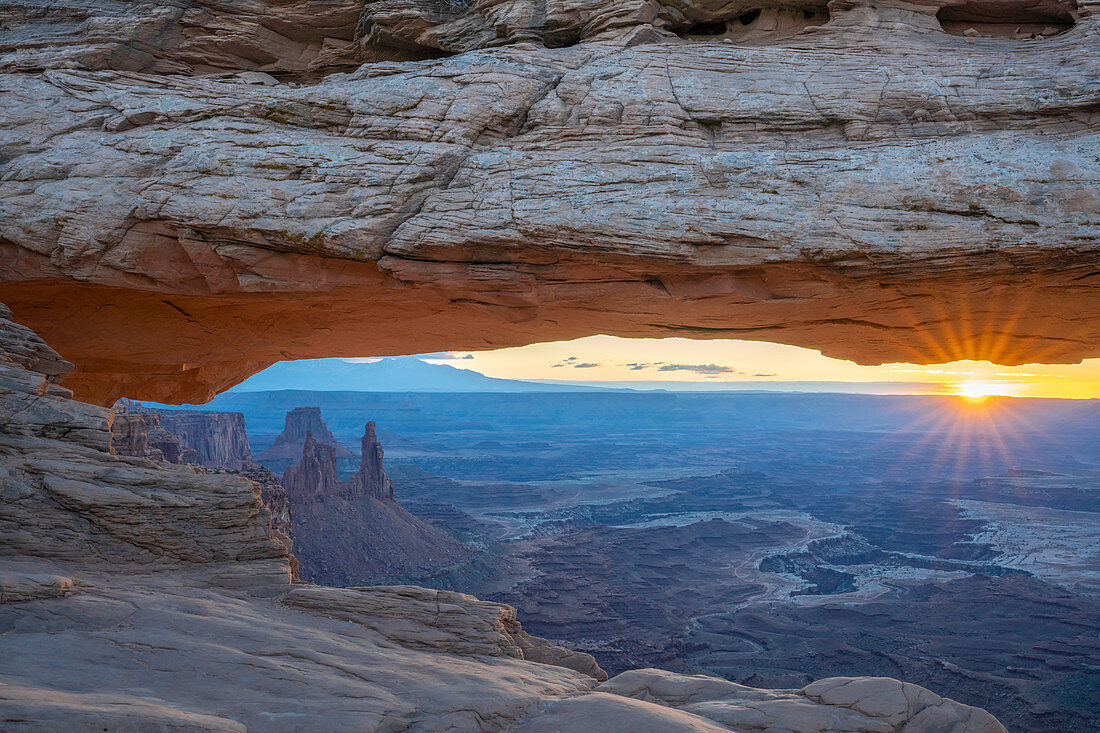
left=2, top=262, right=1097, bottom=406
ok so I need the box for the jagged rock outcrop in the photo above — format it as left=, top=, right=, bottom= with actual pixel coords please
left=282, top=416, right=470, bottom=585
left=280, top=419, right=393, bottom=504
left=0, top=304, right=287, bottom=569
left=258, top=406, right=356, bottom=463
left=0, top=1, right=1096, bottom=403
left=0, top=305, right=1009, bottom=729
left=281, top=431, right=344, bottom=504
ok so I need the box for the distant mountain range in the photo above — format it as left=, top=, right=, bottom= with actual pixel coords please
left=226, top=357, right=950, bottom=395
left=229, top=357, right=616, bottom=393
left=227, top=356, right=947, bottom=395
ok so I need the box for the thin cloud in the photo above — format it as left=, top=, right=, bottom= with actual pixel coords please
left=552, top=356, right=592, bottom=368
left=656, top=363, right=739, bottom=375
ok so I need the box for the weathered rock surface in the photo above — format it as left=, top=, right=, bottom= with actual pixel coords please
left=0, top=569, right=75, bottom=603
left=0, top=1, right=1096, bottom=403
left=0, top=0, right=373, bottom=79
left=283, top=584, right=608, bottom=681
left=0, top=303, right=72, bottom=382
left=582, top=669, right=1008, bottom=733
left=241, top=464, right=294, bottom=540
left=0, top=304, right=1008, bottom=729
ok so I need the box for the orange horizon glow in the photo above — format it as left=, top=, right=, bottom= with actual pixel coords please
left=953, top=381, right=1017, bottom=401
left=395, top=335, right=1100, bottom=400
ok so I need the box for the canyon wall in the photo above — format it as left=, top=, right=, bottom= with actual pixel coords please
left=111, top=400, right=254, bottom=469
left=155, top=410, right=254, bottom=470
left=0, top=0, right=1096, bottom=403
left=108, top=399, right=294, bottom=546
left=109, top=408, right=182, bottom=463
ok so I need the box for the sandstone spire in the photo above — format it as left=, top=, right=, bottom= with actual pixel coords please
left=351, top=421, right=395, bottom=502
left=281, top=431, right=342, bottom=504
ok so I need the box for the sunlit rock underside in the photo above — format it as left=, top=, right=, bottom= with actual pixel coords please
left=0, top=0, right=1097, bottom=405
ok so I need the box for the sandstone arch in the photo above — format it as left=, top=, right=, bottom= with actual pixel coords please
left=0, top=0, right=1097, bottom=405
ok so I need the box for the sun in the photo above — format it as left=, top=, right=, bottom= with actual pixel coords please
left=953, top=381, right=1009, bottom=401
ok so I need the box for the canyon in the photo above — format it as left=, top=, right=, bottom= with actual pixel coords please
left=190, top=386, right=1100, bottom=731
left=0, top=306, right=1012, bottom=729
left=0, top=0, right=1096, bottom=729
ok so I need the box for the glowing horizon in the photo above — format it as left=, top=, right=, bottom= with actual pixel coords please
left=392, top=335, right=1100, bottom=399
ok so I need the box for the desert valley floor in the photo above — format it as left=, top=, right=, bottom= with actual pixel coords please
left=171, top=390, right=1100, bottom=731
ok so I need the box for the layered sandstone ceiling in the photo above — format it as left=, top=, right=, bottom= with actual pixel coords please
left=0, top=0, right=1097, bottom=404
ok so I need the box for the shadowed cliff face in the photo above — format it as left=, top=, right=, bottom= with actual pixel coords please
left=154, top=410, right=254, bottom=469
left=0, top=0, right=1097, bottom=404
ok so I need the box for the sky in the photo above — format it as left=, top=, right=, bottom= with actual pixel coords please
left=391, top=335, right=1100, bottom=399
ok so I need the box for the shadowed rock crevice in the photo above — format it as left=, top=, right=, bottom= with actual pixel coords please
left=674, top=4, right=831, bottom=41
left=936, top=0, right=1079, bottom=37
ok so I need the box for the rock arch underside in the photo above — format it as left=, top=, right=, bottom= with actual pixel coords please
left=0, top=0, right=1098, bottom=406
